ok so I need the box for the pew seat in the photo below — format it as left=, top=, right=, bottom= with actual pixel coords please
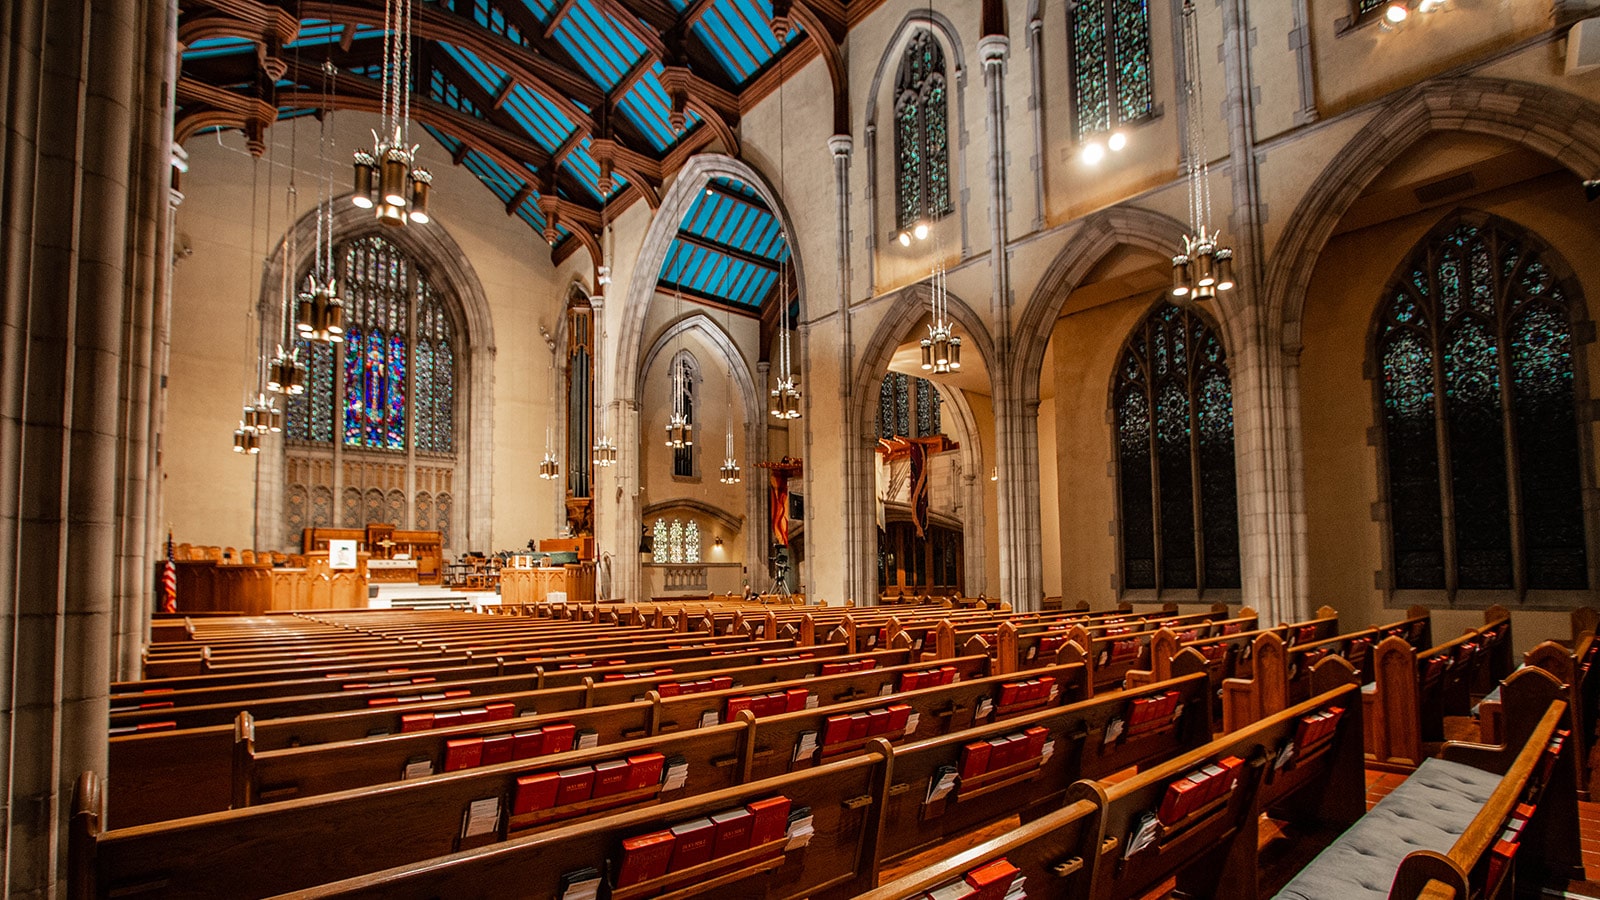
left=1272, top=758, right=1499, bottom=899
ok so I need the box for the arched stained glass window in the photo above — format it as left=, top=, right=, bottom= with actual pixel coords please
left=685, top=521, right=702, bottom=564
left=1376, top=214, right=1589, bottom=594
left=283, top=233, right=461, bottom=547
left=653, top=518, right=670, bottom=564
left=894, top=30, right=954, bottom=232
left=1069, top=0, right=1154, bottom=142
left=877, top=372, right=942, bottom=439
left=1113, top=303, right=1238, bottom=593
left=671, top=353, right=697, bottom=478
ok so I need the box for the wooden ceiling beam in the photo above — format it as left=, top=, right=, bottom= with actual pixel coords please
left=674, top=230, right=779, bottom=271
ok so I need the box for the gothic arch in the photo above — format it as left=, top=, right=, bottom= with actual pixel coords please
left=1013, top=205, right=1193, bottom=401
left=638, top=313, right=759, bottom=425
left=1269, top=76, right=1600, bottom=355
left=851, top=282, right=997, bottom=597
left=254, top=198, right=496, bottom=552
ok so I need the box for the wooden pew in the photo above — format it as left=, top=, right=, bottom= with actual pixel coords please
left=860, top=674, right=1366, bottom=900
left=107, top=647, right=910, bottom=827
left=871, top=671, right=1212, bottom=872
left=1366, top=611, right=1512, bottom=769
left=1276, top=666, right=1581, bottom=900
left=1480, top=631, right=1598, bottom=799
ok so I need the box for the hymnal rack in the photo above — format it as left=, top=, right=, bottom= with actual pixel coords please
left=607, top=837, right=788, bottom=900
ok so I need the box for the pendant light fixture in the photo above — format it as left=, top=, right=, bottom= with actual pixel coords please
left=235, top=138, right=274, bottom=454
left=296, top=59, right=345, bottom=345
left=664, top=251, right=693, bottom=449
left=717, top=262, right=741, bottom=484
left=350, top=0, right=432, bottom=225
left=769, top=78, right=801, bottom=421
left=592, top=175, right=618, bottom=468
left=540, top=348, right=561, bottom=480
left=1170, top=0, right=1235, bottom=306
left=919, top=261, right=961, bottom=374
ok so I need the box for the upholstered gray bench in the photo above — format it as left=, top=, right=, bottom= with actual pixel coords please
left=1272, top=757, right=1500, bottom=899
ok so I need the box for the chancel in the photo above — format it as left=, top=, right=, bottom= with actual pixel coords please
left=9, top=0, right=1600, bottom=896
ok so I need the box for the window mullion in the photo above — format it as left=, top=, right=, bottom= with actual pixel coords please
left=404, top=268, right=420, bottom=531
left=1103, top=0, right=1118, bottom=131
left=1429, top=272, right=1461, bottom=600
left=1146, top=344, right=1165, bottom=596
left=1492, top=247, right=1529, bottom=600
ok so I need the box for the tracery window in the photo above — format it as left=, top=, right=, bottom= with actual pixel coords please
left=1069, top=0, right=1154, bottom=141
left=1375, top=214, right=1589, bottom=596
left=878, top=373, right=942, bottom=439
left=649, top=517, right=704, bottom=564
left=685, top=521, right=702, bottom=564
left=671, top=353, right=697, bottom=478
left=894, top=30, right=953, bottom=231
left=1113, top=303, right=1238, bottom=593
left=284, top=233, right=459, bottom=547
left=653, top=518, right=670, bottom=564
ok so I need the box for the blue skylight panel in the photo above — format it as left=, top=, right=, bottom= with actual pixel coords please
left=700, top=6, right=762, bottom=80
left=183, top=36, right=254, bottom=59
left=617, top=68, right=692, bottom=151
left=555, top=0, right=641, bottom=89
left=441, top=43, right=509, bottom=98
left=502, top=84, right=576, bottom=150
left=422, top=125, right=463, bottom=157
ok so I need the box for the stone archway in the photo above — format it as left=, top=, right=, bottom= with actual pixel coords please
left=606, top=154, right=806, bottom=603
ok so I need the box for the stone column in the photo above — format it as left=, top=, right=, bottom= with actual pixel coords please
left=1025, top=14, right=1047, bottom=234
left=1, top=0, right=150, bottom=890
left=467, top=344, right=496, bottom=552
left=1219, top=0, right=1306, bottom=623
left=611, top=397, right=642, bottom=601
left=829, top=133, right=871, bottom=604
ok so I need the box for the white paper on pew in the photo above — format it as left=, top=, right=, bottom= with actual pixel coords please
left=928, top=880, right=974, bottom=900
left=402, top=757, right=434, bottom=780
left=805, top=693, right=819, bottom=709
left=914, top=638, right=924, bottom=650
left=663, top=760, right=689, bottom=790
left=576, top=730, right=599, bottom=750
left=698, top=710, right=719, bottom=728
left=879, top=683, right=894, bottom=697
left=1027, top=646, right=1037, bottom=660
left=904, top=712, right=921, bottom=735
left=925, top=770, right=957, bottom=804
left=793, top=731, right=818, bottom=761
left=1103, top=717, right=1125, bottom=745
left=1041, top=739, right=1056, bottom=762
left=462, top=797, right=501, bottom=838
left=975, top=697, right=994, bottom=720
left=784, top=816, right=815, bottom=850
left=1125, top=813, right=1160, bottom=858
left=1049, top=683, right=1060, bottom=701
left=1276, top=740, right=1296, bottom=770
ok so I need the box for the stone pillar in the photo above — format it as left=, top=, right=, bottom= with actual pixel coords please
left=828, top=133, right=871, bottom=605
left=611, top=397, right=642, bottom=601
left=1, top=0, right=152, bottom=889
left=467, top=344, right=496, bottom=552
left=1025, top=14, right=1047, bottom=234
left=1219, top=0, right=1306, bottom=623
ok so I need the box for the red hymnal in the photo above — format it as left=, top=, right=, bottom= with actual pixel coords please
left=866, top=707, right=892, bottom=736
left=725, top=696, right=755, bottom=719
left=625, top=752, right=666, bottom=791
left=1023, top=726, right=1049, bottom=759
left=616, top=830, right=676, bottom=887
left=668, top=817, right=717, bottom=871
left=823, top=714, right=853, bottom=746
left=400, top=713, right=434, bottom=733
left=998, top=683, right=1022, bottom=707
left=486, top=702, right=517, bottom=721
left=511, top=729, right=543, bottom=760
left=888, top=704, right=912, bottom=733
left=591, top=759, right=630, bottom=798
left=848, top=712, right=871, bottom=742
left=554, top=765, right=595, bottom=806
left=940, top=666, right=958, bottom=685
left=964, top=858, right=1020, bottom=900
left=512, top=771, right=559, bottom=814
left=444, top=737, right=484, bottom=772
left=746, top=796, right=792, bottom=845
left=541, top=723, right=577, bottom=756
left=785, top=688, right=809, bottom=712
left=1217, top=756, right=1245, bottom=793
left=710, top=807, right=754, bottom=857
left=959, top=741, right=993, bottom=780
left=1157, top=775, right=1203, bottom=826
left=711, top=676, right=734, bottom=691
left=480, top=733, right=514, bottom=767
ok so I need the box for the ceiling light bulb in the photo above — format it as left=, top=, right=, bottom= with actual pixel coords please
left=1108, top=132, right=1128, bottom=152
left=913, top=222, right=929, bottom=241
left=1081, top=141, right=1106, bottom=165
left=1385, top=2, right=1408, bottom=22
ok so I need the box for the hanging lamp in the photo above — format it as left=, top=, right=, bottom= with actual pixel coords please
left=350, top=0, right=432, bottom=224
left=297, top=59, right=346, bottom=345
left=718, top=262, right=741, bottom=483
left=664, top=252, right=693, bottom=448
left=1170, top=0, right=1235, bottom=306
left=919, top=262, right=961, bottom=374
left=769, top=79, right=801, bottom=420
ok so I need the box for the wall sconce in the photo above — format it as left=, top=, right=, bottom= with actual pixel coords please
left=990, top=467, right=999, bottom=482
left=714, top=537, right=724, bottom=548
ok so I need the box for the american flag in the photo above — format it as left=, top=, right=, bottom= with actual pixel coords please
left=162, top=530, right=177, bottom=614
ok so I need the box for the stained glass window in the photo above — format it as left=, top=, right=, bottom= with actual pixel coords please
left=672, top=354, right=696, bottom=478
left=1113, top=303, right=1238, bottom=593
left=1376, top=215, right=1588, bottom=594
left=668, top=519, right=685, bottom=563
left=282, top=232, right=461, bottom=548
left=653, top=518, right=670, bottom=564
left=1069, top=0, right=1154, bottom=142
left=685, top=521, right=702, bottom=564
left=877, top=373, right=942, bottom=439
left=894, top=30, right=954, bottom=231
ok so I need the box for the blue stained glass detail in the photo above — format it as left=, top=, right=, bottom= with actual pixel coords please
left=344, top=326, right=364, bottom=444
left=1113, top=305, right=1237, bottom=592
left=387, top=333, right=407, bottom=449
left=1377, top=215, right=1588, bottom=591
left=1071, top=2, right=1109, bottom=139
left=1072, top=0, right=1151, bottom=140
left=1113, top=0, right=1153, bottom=123
left=894, top=31, right=951, bottom=231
